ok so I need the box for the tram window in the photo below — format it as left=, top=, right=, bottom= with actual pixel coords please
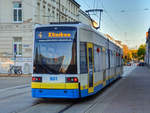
left=101, top=48, right=105, bottom=70
left=106, top=49, right=109, bottom=69
left=94, top=45, right=100, bottom=72
left=80, top=43, right=88, bottom=74
left=110, top=50, right=113, bottom=68
left=33, top=41, right=77, bottom=74
left=88, top=48, right=92, bottom=65
left=99, top=47, right=103, bottom=71
left=108, top=49, right=110, bottom=69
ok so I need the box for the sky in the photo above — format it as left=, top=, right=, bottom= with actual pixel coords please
left=75, top=0, right=150, bottom=49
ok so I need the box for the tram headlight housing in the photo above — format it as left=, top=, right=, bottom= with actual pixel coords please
left=66, top=77, right=78, bottom=83
left=32, top=77, right=42, bottom=82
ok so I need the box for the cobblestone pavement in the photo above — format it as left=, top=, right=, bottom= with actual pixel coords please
left=86, top=66, right=150, bottom=113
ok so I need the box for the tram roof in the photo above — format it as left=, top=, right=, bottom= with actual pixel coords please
left=35, top=22, right=107, bottom=38
left=35, top=22, right=122, bottom=49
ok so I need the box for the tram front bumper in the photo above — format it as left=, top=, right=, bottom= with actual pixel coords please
left=31, top=82, right=80, bottom=98
left=32, top=88, right=80, bottom=98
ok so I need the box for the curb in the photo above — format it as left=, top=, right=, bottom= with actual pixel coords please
left=0, top=74, right=32, bottom=77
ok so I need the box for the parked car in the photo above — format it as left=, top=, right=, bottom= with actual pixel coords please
left=127, top=62, right=131, bottom=66
left=137, top=62, right=145, bottom=66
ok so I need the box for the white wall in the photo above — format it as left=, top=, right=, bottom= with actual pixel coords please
left=0, top=0, right=13, bottom=23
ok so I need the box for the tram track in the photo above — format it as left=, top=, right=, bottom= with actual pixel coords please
left=0, top=74, right=126, bottom=113
left=5, top=78, right=122, bottom=113
left=57, top=103, right=76, bottom=113
left=0, top=85, right=30, bottom=101
left=0, top=91, right=30, bottom=102
left=56, top=78, right=123, bottom=113
left=14, top=98, right=76, bottom=113
left=83, top=78, right=123, bottom=113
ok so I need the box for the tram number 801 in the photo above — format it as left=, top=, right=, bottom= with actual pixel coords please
left=50, top=77, right=58, bottom=81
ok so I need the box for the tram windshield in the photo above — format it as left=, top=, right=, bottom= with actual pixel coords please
left=33, top=27, right=77, bottom=74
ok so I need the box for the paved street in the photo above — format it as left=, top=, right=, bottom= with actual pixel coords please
left=64, top=66, right=150, bottom=113
left=0, top=66, right=150, bottom=113
left=0, top=76, right=31, bottom=89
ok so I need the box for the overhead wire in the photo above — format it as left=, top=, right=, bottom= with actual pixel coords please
left=93, top=0, right=96, bottom=9
left=78, top=0, right=91, bottom=10
left=100, top=0, right=122, bottom=31
left=85, top=0, right=101, bottom=21
left=92, top=0, right=145, bottom=48
left=108, top=8, right=150, bottom=14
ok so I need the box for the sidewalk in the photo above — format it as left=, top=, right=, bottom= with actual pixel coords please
left=87, top=66, right=150, bottom=113
left=0, top=74, right=31, bottom=77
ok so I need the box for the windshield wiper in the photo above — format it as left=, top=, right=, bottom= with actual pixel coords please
left=44, top=65, right=60, bottom=74
left=39, top=64, right=53, bottom=74
left=38, top=64, right=60, bottom=74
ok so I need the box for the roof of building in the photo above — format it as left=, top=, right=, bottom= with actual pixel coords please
left=70, top=0, right=80, bottom=8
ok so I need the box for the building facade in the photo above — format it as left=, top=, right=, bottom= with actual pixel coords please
left=145, top=28, right=150, bottom=66
left=0, top=0, right=92, bottom=74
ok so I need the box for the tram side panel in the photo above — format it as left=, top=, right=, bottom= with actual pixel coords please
left=93, top=45, right=106, bottom=92
left=119, top=49, right=123, bottom=76
left=79, top=28, right=109, bottom=97
left=79, top=29, right=94, bottom=97
left=109, top=42, right=115, bottom=82
left=78, top=26, right=123, bottom=98
left=116, top=48, right=122, bottom=78
left=79, top=42, right=89, bottom=97
left=114, top=47, right=118, bottom=80
left=92, top=31, right=109, bottom=90
left=105, top=48, right=110, bottom=85
left=116, top=47, right=123, bottom=78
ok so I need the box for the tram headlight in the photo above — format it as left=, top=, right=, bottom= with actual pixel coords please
left=66, top=77, right=78, bottom=83
left=73, top=77, right=78, bottom=82
left=32, top=77, right=42, bottom=82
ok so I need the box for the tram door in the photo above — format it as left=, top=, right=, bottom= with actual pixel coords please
left=87, top=43, right=94, bottom=93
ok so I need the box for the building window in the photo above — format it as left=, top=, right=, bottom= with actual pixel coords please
left=57, top=13, right=59, bottom=19
left=48, top=8, right=50, bottom=12
left=52, top=10, right=55, bottom=17
left=62, top=16, right=64, bottom=21
left=13, top=2, right=22, bottom=22
left=13, top=37, right=22, bottom=56
left=62, top=6, right=64, bottom=12
left=37, top=2, right=40, bottom=6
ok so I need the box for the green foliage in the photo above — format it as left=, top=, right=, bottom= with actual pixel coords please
left=137, top=44, right=146, bottom=60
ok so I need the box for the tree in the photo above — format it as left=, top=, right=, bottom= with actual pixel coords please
left=137, top=44, right=146, bottom=61
left=130, top=49, right=138, bottom=61
left=122, top=44, right=134, bottom=64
